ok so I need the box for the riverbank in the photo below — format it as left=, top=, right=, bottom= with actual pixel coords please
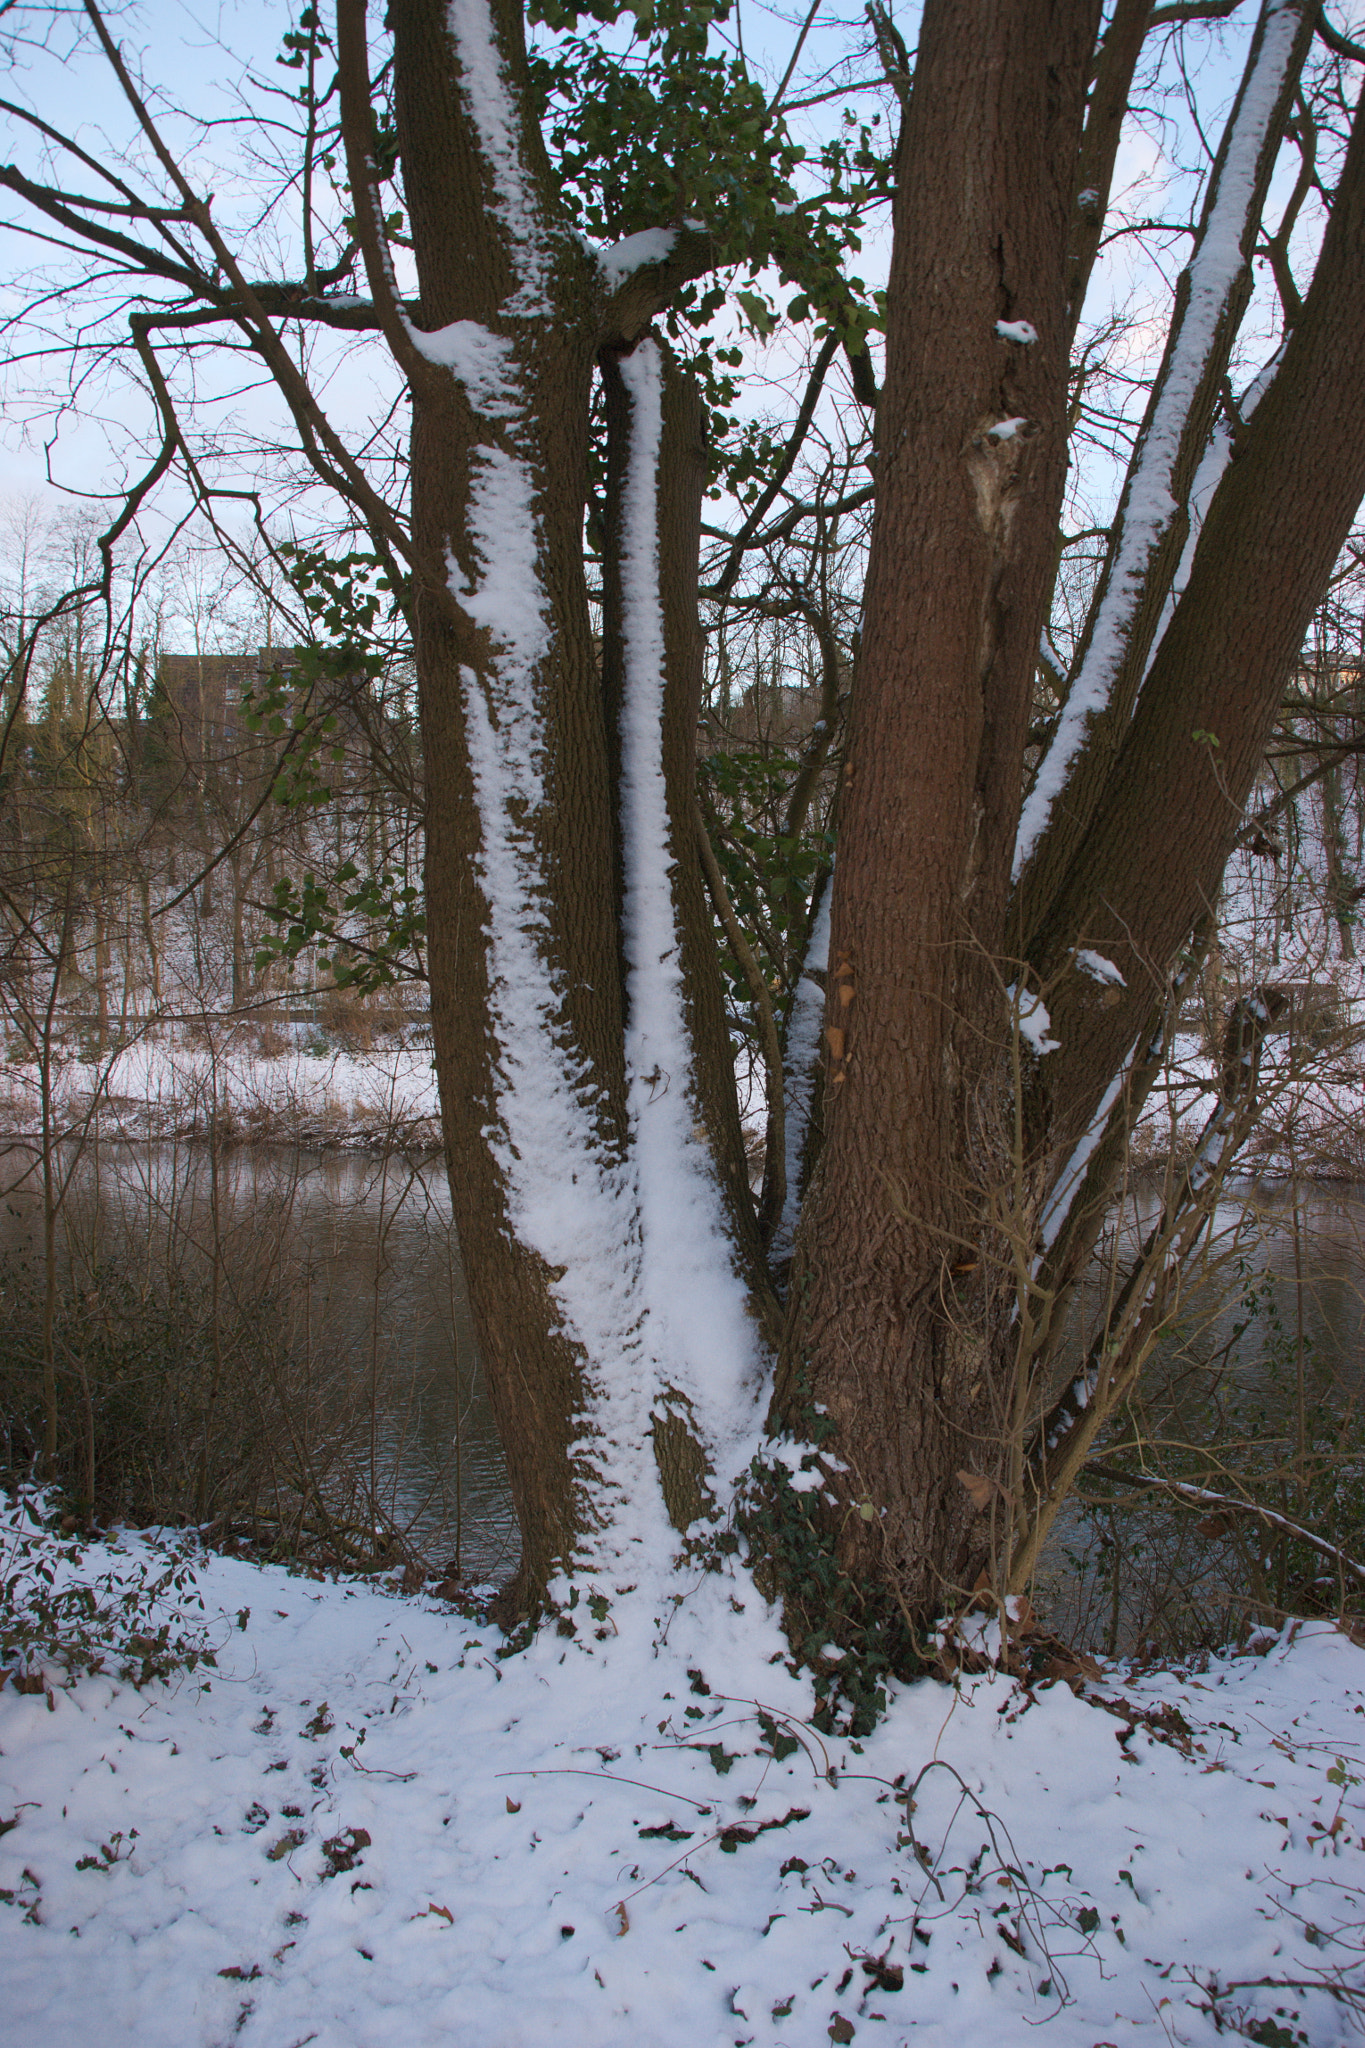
left=2, top=1499, right=1362, bottom=2046
left=6, top=1016, right=1365, bottom=1179
left=0, top=1030, right=444, bottom=1154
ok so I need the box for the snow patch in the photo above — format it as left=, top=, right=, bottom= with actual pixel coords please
left=402, top=318, right=520, bottom=415
left=597, top=226, right=677, bottom=287
left=994, top=319, right=1038, bottom=345
left=4, top=1510, right=1361, bottom=2048
left=1009, top=984, right=1061, bottom=1057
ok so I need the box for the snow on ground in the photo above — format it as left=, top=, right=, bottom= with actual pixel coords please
left=3, top=1504, right=1364, bottom=2046
left=0, top=1032, right=444, bottom=1152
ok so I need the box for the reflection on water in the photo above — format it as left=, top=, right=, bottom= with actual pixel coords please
left=1044, top=1177, right=1365, bottom=1651
left=4, top=1139, right=1362, bottom=1626
left=0, top=1140, right=517, bottom=1581
left=1085, top=1177, right=1365, bottom=1387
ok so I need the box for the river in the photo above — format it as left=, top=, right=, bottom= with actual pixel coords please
left=0, top=1139, right=516, bottom=1581
left=2, top=1142, right=1361, bottom=1639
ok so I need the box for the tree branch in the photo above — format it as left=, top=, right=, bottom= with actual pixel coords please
left=83, top=0, right=417, bottom=574
left=713, top=333, right=840, bottom=598
left=335, top=0, right=436, bottom=385
left=695, top=801, right=787, bottom=1244
left=1317, top=6, right=1365, bottom=62
left=1082, top=1461, right=1365, bottom=1586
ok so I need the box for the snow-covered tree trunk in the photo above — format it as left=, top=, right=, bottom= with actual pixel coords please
left=776, top=0, right=1104, bottom=1618
left=778, top=0, right=1365, bottom=1628
left=365, top=0, right=770, bottom=1609
left=343, top=0, right=1365, bottom=1634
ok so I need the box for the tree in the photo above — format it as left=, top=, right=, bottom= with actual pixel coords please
left=5, top=0, right=1365, bottom=1673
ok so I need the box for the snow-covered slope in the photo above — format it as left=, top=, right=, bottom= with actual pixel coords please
left=2, top=1508, right=1362, bottom=2046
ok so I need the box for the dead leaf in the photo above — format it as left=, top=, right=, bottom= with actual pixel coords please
left=614, top=1901, right=630, bottom=1936
left=825, top=1026, right=846, bottom=1061
left=409, top=1901, right=453, bottom=1925
left=320, top=1826, right=370, bottom=1876
left=505, top=1796, right=522, bottom=1814
left=956, top=1469, right=994, bottom=1512
left=1041, top=1651, right=1103, bottom=1690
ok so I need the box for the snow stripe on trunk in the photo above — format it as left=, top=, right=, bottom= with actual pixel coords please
left=615, top=340, right=765, bottom=1469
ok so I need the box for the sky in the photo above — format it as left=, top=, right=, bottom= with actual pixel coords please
left=0, top=0, right=1354, bottom=648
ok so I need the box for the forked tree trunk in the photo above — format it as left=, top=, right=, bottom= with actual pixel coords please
left=375, top=0, right=769, bottom=1607
left=777, top=0, right=1104, bottom=1615
left=779, top=0, right=1365, bottom=1628
left=361, top=0, right=1365, bottom=1634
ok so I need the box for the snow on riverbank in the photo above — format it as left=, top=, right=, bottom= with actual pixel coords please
left=0, top=1032, right=443, bottom=1153
left=3, top=1509, right=1363, bottom=2046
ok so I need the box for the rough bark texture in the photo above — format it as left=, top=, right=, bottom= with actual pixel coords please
left=395, top=0, right=629, bottom=1606
left=779, top=0, right=1103, bottom=1615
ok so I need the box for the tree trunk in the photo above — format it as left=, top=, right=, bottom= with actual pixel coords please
left=386, top=0, right=766, bottom=1608
left=777, top=0, right=1365, bottom=1634
left=778, top=0, right=1104, bottom=1617
left=599, top=345, right=780, bottom=1351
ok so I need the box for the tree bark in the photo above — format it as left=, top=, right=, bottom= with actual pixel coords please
left=778, top=0, right=1103, bottom=1618
left=392, top=0, right=632, bottom=1605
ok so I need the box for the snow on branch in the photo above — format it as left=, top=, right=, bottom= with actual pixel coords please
left=1139, top=339, right=1287, bottom=688
left=769, top=874, right=832, bottom=1272
left=597, top=228, right=678, bottom=288
left=1013, top=0, right=1305, bottom=880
